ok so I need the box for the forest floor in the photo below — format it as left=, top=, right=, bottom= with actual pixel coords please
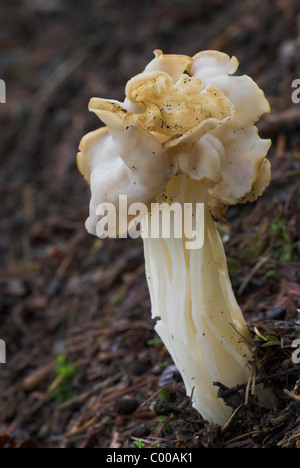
left=0, top=0, right=300, bottom=448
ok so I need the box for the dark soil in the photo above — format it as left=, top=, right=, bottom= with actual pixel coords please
left=0, top=0, right=300, bottom=448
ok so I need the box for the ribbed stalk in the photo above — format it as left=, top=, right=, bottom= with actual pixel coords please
left=142, top=175, right=253, bottom=424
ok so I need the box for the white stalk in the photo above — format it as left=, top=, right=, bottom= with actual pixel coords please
left=142, top=175, right=253, bottom=424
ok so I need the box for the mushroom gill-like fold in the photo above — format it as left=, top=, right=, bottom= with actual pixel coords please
left=89, top=71, right=234, bottom=148
left=171, top=137, right=223, bottom=187
left=242, top=158, right=271, bottom=203
left=208, top=126, right=271, bottom=205
left=144, top=49, right=193, bottom=84
left=77, top=118, right=170, bottom=236
left=189, top=51, right=271, bottom=128
left=170, top=126, right=271, bottom=219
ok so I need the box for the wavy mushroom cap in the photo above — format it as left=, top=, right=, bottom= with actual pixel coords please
left=78, top=49, right=271, bottom=234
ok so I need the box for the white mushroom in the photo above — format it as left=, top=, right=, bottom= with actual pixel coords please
left=77, top=50, right=271, bottom=424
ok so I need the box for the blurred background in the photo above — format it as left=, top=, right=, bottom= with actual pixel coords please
left=0, top=0, right=300, bottom=448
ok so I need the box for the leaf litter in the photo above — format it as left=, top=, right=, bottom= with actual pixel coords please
left=0, top=0, right=300, bottom=448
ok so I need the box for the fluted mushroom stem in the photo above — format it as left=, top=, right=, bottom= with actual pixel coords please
left=142, top=175, right=253, bottom=424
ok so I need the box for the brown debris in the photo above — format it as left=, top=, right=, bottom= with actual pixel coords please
left=1, top=0, right=300, bottom=449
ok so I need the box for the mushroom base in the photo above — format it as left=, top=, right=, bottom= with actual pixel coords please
left=142, top=176, right=253, bottom=425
